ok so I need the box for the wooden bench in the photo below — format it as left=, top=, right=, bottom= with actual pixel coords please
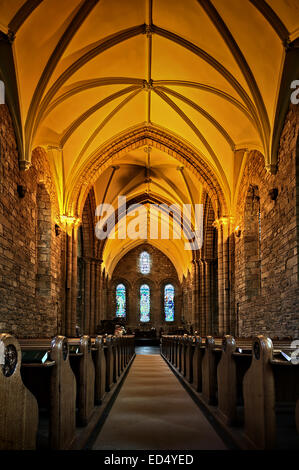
left=19, top=336, right=76, bottom=449
left=127, top=334, right=135, bottom=362
left=91, top=336, right=106, bottom=405
left=243, top=335, right=299, bottom=449
left=192, top=336, right=203, bottom=392
left=68, top=336, right=95, bottom=426
left=104, top=335, right=114, bottom=392
left=0, top=334, right=39, bottom=450
left=217, top=335, right=252, bottom=425
left=185, top=336, right=195, bottom=383
left=201, top=336, right=222, bottom=405
left=113, top=336, right=119, bottom=383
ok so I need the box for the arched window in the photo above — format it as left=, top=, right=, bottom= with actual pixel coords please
left=116, top=283, right=126, bottom=318
left=164, top=284, right=175, bottom=322
left=139, top=251, right=150, bottom=274
left=140, top=284, right=150, bottom=322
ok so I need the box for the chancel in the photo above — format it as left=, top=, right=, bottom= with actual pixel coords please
left=0, top=0, right=298, bottom=452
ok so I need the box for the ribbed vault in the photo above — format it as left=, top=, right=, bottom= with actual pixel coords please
left=0, top=0, right=298, bottom=222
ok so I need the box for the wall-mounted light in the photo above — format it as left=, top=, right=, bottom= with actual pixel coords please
left=55, top=224, right=61, bottom=237
left=269, top=188, right=278, bottom=201
left=234, top=225, right=241, bottom=237
left=17, top=185, right=26, bottom=198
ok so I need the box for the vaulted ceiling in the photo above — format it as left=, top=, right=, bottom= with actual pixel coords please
left=0, top=0, right=298, bottom=276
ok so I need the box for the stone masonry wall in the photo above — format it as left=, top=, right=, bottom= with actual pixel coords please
left=0, top=105, right=65, bottom=337
left=234, top=104, right=299, bottom=338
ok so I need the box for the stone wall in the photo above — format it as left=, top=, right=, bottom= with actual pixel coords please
left=0, top=105, right=65, bottom=337
left=234, top=104, right=299, bottom=338
left=110, top=243, right=182, bottom=332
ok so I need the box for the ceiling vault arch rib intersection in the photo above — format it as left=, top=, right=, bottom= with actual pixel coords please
left=0, top=0, right=298, bottom=222
left=67, top=125, right=228, bottom=221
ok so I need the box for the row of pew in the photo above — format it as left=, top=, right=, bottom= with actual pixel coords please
left=0, top=333, right=135, bottom=450
left=161, top=334, right=299, bottom=449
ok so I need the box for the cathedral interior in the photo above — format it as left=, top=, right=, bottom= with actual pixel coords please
left=0, top=0, right=298, bottom=453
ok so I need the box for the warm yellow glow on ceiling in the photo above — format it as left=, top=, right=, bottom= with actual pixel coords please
left=0, top=0, right=298, bottom=274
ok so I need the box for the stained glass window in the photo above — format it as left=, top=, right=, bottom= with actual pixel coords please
left=164, top=284, right=175, bottom=322
left=116, top=283, right=126, bottom=318
left=139, top=251, right=150, bottom=274
left=140, top=284, right=150, bottom=322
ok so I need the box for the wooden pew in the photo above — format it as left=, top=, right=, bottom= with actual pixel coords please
left=116, top=336, right=122, bottom=377
left=0, top=334, right=38, bottom=450
left=164, top=335, right=170, bottom=361
left=185, top=336, right=195, bottom=383
left=217, top=335, right=252, bottom=426
left=68, top=336, right=95, bottom=426
left=126, top=334, right=135, bottom=363
left=174, top=336, right=180, bottom=368
left=181, top=336, right=188, bottom=377
left=20, top=336, right=76, bottom=449
left=92, top=336, right=106, bottom=405
left=178, top=336, right=184, bottom=373
left=192, top=336, right=203, bottom=392
left=113, top=336, right=120, bottom=382
left=119, top=336, right=125, bottom=372
left=170, top=336, right=176, bottom=364
left=128, top=334, right=135, bottom=360
left=104, top=335, right=114, bottom=392
left=202, top=336, right=222, bottom=405
left=243, top=335, right=299, bottom=449
left=217, top=335, right=237, bottom=425
left=122, top=335, right=127, bottom=367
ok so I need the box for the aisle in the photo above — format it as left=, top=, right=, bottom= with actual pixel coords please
left=92, top=354, right=227, bottom=450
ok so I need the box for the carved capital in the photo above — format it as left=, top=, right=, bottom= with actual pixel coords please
left=265, top=163, right=277, bottom=175
left=19, top=160, right=31, bottom=171
left=212, top=216, right=233, bottom=229
left=60, top=215, right=81, bottom=235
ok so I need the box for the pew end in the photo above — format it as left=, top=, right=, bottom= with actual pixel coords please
left=0, top=334, right=39, bottom=450
left=243, top=336, right=277, bottom=449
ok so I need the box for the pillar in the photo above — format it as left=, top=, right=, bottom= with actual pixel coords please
left=84, top=258, right=91, bottom=334
left=205, top=260, right=211, bottom=334
left=198, top=259, right=206, bottom=336
left=213, top=217, right=232, bottom=336
left=62, top=216, right=80, bottom=337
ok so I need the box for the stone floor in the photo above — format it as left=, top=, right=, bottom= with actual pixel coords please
left=92, top=354, right=227, bottom=450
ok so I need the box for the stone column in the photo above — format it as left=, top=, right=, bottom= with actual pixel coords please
left=222, top=221, right=231, bottom=334
left=101, top=271, right=107, bottom=320
left=84, top=258, right=91, bottom=334
left=98, top=265, right=103, bottom=322
left=213, top=217, right=231, bottom=336
left=94, top=261, right=102, bottom=332
left=65, top=230, right=73, bottom=337
left=198, top=259, right=206, bottom=336
left=71, top=228, right=78, bottom=335
left=62, top=216, right=80, bottom=337
left=191, top=260, right=197, bottom=328
left=90, top=260, right=96, bottom=335
left=205, top=260, right=211, bottom=334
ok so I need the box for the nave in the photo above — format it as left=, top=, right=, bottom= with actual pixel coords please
left=0, top=0, right=298, bottom=453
